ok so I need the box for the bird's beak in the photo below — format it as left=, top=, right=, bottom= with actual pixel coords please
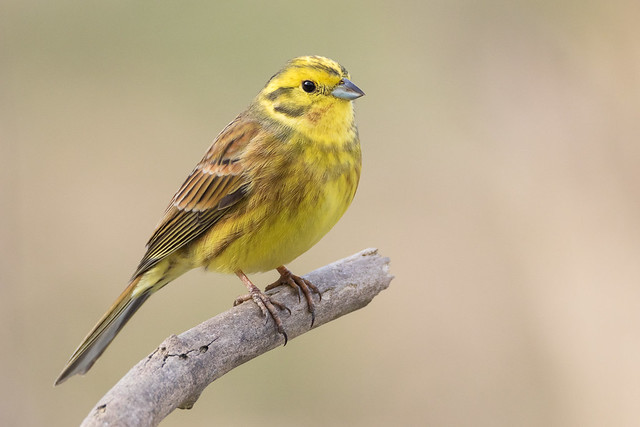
left=332, top=78, right=365, bottom=100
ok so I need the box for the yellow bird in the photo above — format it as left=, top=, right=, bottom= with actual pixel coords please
left=55, top=56, right=364, bottom=385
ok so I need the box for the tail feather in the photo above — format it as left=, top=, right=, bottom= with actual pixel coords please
left=55, top=276, right=151, bottom=386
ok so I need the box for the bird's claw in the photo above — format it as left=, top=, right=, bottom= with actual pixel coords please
left=234, top=287, right=290, bottom=345
left=267, top=267, right=322, bottom=327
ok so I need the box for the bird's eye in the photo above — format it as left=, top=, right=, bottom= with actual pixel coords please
left=302, top=80, right=316, bottom=93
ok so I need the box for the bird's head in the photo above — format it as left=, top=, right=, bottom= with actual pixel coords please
left=255, top=56, right=364, bottom=137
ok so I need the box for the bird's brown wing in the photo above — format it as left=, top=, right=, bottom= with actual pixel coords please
left=132, top=115, right=261, bottom=278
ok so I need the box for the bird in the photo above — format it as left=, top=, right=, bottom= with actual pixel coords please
left=55, top=55, right=364, bottom=385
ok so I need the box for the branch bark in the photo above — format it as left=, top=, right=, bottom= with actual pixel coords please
left=80, top=248, right=392, bottom=427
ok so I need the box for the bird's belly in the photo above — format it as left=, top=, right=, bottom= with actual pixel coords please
left=197, top=175, right=355, bottom=274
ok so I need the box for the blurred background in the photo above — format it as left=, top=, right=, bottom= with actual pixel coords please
left=2, top=0, right=640, bottom=426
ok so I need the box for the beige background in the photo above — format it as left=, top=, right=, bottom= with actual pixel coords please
left=3, top=1, right=640, bottom=426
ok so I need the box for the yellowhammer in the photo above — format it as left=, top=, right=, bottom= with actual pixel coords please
left=55, top=55, right=364, bottom=385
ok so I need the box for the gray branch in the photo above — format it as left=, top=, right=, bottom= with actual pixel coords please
left=81, top=248, right=392, bottom=427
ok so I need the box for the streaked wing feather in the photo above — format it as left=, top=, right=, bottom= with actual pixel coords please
left=132, top=115, right=260, bottom=278
left=175, top=171, right=211, bottom=207
left=196, top=175, right=234, bottom=210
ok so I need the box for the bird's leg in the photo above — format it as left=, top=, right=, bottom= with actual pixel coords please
left=265, top=265, right=321, bottom=327
left=234, top=270, right=290, bottom=345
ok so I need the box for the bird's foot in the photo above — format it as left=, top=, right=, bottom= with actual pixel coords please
left=234, top=271, right=291, bottom=345
left=265, top=266, right=321, bottom=327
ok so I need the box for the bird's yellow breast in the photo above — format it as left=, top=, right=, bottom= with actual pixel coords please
left=189, top=127, right=360, bottom=274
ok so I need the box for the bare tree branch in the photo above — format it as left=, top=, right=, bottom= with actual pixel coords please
left=80, top=248, right=392, bottom=427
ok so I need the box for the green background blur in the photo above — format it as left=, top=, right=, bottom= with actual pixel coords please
left=3, top=1, right=640, bottom=426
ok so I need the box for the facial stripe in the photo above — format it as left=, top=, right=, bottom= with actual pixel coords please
left=274, top=103, right=308, bottom=117
left=265, top=86, right=294, bottom=101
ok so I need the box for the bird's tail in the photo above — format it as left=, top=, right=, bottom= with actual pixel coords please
left=54, top=275, right=152, bottom=385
